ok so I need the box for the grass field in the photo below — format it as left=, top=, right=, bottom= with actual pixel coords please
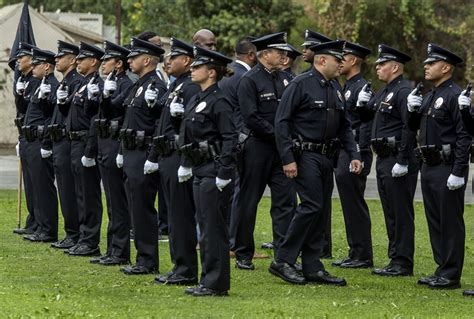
left=0, top=189, right=473, bottom=318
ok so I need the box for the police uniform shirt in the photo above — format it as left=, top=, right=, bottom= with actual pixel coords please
left=100, top=71, right=134, bottom=120
left=409, top=78, right=471, bottom=176
left=238, top=63, right=292, bottom=140
left=275, top=67, right=360, bottom=165
left=51, top=70, right=83, bottom=126
left=180, top=83, right=237, bottom=180
left=24, top=73, right=59, bottom=126
left=15, top=71, right=40, bottom=118
left=367, top=74, right=415, bottom=164
left=122, top=70, right=167, bottom=135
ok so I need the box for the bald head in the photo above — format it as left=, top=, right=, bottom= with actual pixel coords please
left=193, top=29, right=217, bottom=51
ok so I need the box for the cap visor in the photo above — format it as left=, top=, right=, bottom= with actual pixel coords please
left=127, top=51, right=142, bottom=58
left=423, top=57, right=441, bottom=64
left=375, top=57, right=390, bottom=64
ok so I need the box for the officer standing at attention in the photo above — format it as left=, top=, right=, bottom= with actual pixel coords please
left=332, top=41, right=374, bottom=269
left=356, top=44, right=418, bottom=277
left=300, top=30, right=331, bottom=72
left=21, top=48, right=59, bottom=243
left=50, top=41, right=82, bottom=250
left=89, top=41, right=134, bottom=266
left=233, top=32, right=296, bottom=271
left=12, top=42, right=40, bottom=235
left=407, top=44, right=470, bottom=290
left=119, top=37, right=167, bottom=275
left=178, top=46, right=237, bottom=296
left=57, top=42, right=104, bottom=257
left=281, top=44, right=301, bottom=78
left=150, top=38, right=201, bottom=285
left=271, top=40, right=362, bottom=285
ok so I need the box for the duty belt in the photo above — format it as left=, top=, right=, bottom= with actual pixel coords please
left=14, top=116, right=24, bottom=136
left=21, top=125, right=46, bottom=142
left=293, top=139, right=341, bottom=159
left=69, top=130, right=88, bottom=141
left=153, top=135, right=179, bottom=157
left=94, top=119, right=121, bottom=139
left=47, top=124, right=68, bottom=142
left=180, top=140, right=221, bottom=166
left=370, top=137, right=399, bottom=157
left=416, top=144, right=453, bottom=166
left=120, top=129, right=153, bottom=150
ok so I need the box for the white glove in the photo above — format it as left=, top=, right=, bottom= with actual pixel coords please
left=216, top=177, right=231, bottom=191
left=170, top=96, right=185, bottom=117
left=40, top=148, right=52, bottom=159
left=81, top=156, right=96, bottom=167
left=391, top=163, right=408, bottom=177
left=447, top=174, right=465, bottom=190
left=407, top=88, right=423, bottom=112
left=356, top=84, right=372, bottom=107
left=144, top=160, right=159, bottom=174
left=458, top=90, right=471, bottom=111
left=16, top=80, right=26, bottom=95
left=87, top=78, right=100, bottom=100
left=103, top=73, right=117, bottom=98
left=116, top=154, right=123, bottom=168
left=15, top=142, right=20, bottom=157
left=145, top=85, right=158, bottom=108
left=178, top=166, right=193, bottom=183
left=56, top=87, right=68, bottom=104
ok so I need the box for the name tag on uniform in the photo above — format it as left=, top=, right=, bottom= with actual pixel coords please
left=260, top=92, right=275, bottom=100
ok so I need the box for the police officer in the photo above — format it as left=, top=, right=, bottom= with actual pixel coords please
left=332, top=41, right=374, bottom=269
left=119, top=38, right=167, bottom=275
left=13, top=42, right=40, bottom=235
left=281, top=44, right=301, bottom=78
left=58, top=42, right=104, bottom=257
left=50, top=41, right=82, bottom=249
left=150, top=38, right=201, bottom=285
left=356, top=45, right=418, bottom=276
left=271, top=40, right=362, bottom=285
left=300, top=29, right=331, bottom=72
left=178, top=45, right=237, bottom=296
left=407, top=44, right=470, bottom=289
left=21, top=48, right=59, bottom=242
left=89, top=41, right=134, bottom=266
left=233, top=32, right=296, bottom=271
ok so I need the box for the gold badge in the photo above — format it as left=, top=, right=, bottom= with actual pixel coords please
left=196, top=101, right=207, bottom=113
left=434, top=97, right=444, bottom=109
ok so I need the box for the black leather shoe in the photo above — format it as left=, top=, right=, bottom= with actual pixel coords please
left=261, top=242, right=274, bottom=250
left=305, top=270, right=347, bottom=286
left=23, top=232, right=57, bottom=242
left=268, top=260, right=306, bottom=284
left=340, top=259, right=373, bottom=269
left=192, top=286, right=228, bottom=297
left=155, top=272, right=197, bottom=285
left=463, top=290, right=474, bottom=296
left=121, top=264, right=157, bottom=275
left=13, top=228, right=35, bottom=235
left=428, top=277, right=461, bottom=290
left=99, top=256, right=129, bottom=266
left=90, top=255, right=109, bottom=264
left=372, top=264, right=413, bottom=277
left=294, top=263, right=303, bottom=272
left=417, top=275, right=438, bottom=285
left=65, top=244, right=80, bottom=254
left=235, top=259, right=255, bottom=270
left=320, top=253, right=333, bottom=259
left=185, top=284, right=203, bottom=295
left=68, top=244, right=100, bottom=256
left=51, top=238, right=76, bottom=249
left=332, top=257, right=352, bottom=267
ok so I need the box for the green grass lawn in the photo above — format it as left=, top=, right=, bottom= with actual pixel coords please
left=0, top=189, right=473, bottom=318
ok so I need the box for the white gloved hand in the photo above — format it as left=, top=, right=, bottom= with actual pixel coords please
left=216, top=177, right=231, bottom=191
left=116, top=154, right=123, bottom=168
left=356, top=84, right=372, bottom=107
left=103, top=73, right=117, bottom=98
left=144, top=160, right=159, bottom=174
left=56, top=87, right=68, bottom=104
left=145, top=84, right=158, bottom=108
left=40, top=148, right=52, bottom=159
left=178, top=166, right=193, bottom=183
left=15, top=142, right=20, bottom=157
left=407, top=88, right=423, bottom=112
left=391, top=163, right=408, bottom=177
left=16, top=80, right=26, bottom=95
left=87, top=78, right=100, bottom=100
left=447, top=174, right=465, bottom=190
left=170, top=96, right=185, bottom=117
left=81, top=155, right=96, bottom=167
left=458, top=90, right=472, bottom=111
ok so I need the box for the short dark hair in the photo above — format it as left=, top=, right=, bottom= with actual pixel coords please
left=136, top=31, right=157, bottom=41
left=235, top=37, right=256, bottom=55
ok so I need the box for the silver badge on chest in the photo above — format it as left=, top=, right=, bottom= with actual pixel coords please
left=434, top=97, right=444, bottom=109
left=195, top=101, right=207, bottom=113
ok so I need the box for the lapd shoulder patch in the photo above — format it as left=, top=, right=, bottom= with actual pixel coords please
left=195, top=101, right=207, bottom=113
left=385, top=92, right=394, bottom=102
left=136, top=87, right=143, bottom=97
left=345, top=90, right=351, bottom=100
left=434, top=97, right=444, bottom=109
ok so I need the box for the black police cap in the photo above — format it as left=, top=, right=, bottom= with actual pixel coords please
left=76, top=42, right=104, bottom=60
left=31, top=48, right=56, bottom=65
left=375, top=44, right=411, bottom=64
left=16, top=42, right=37, bottom=58
left=286, top=44, right=302, bottom=60
left=102, top=40, right=130, bottom=60
left=191, top=46, right=232, bottom=67
left=128, top=37, right=165, bottom=58
left=343, top=41, right=371, bottom=59
left=301, top=29, right=332, bottom=47
left=169, top=38, right=193, bottom=57
left=251, top=32, right=291, bottom=52
left=56, top=40, right=79, bottom=58
left=310, top=40, right=346, bottom=60
left=424, top=43, right=463, bottom=66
